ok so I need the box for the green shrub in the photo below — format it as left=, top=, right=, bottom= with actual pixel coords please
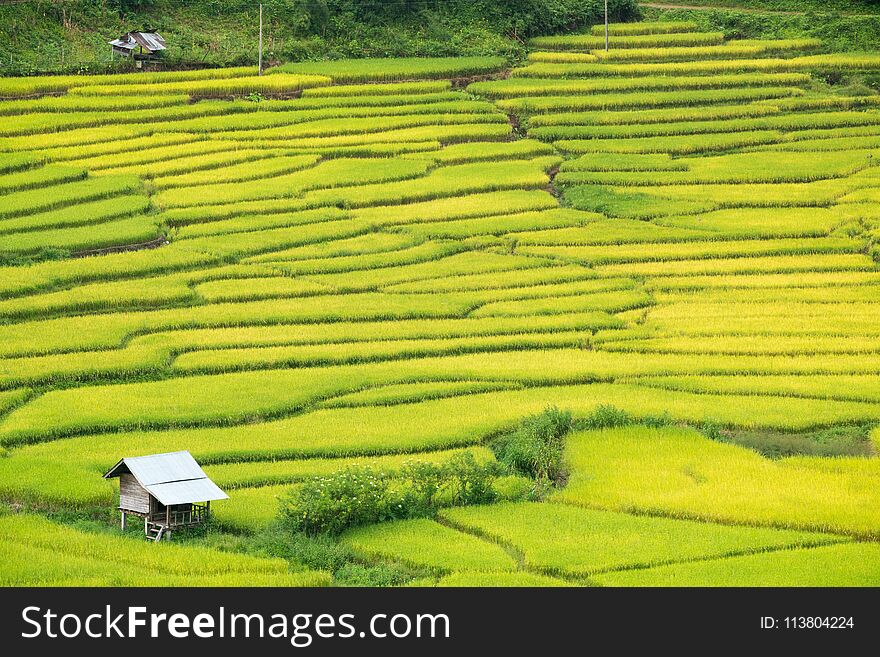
left=334, top=562, right=417, bottom=587
left=492, top=406, right=572, bottom=483
left=580, top=404, right=632, bottom=430
left=280, top=453, right=498, bottom=535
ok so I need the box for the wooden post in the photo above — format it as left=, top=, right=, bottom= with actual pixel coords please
left=165, top=505, right=170, bottom=528
left=206, top=500, right=211, bottom=521
left=604, top=0, right=609, bottom=52
left=258, top=3, right=263, bottom=76
left=120, top=511, right=126, bottom=531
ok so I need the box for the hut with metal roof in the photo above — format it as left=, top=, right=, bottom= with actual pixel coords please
left=109, top=31, right=167, bottom=62
left=103, top=451, right=228, bottom=542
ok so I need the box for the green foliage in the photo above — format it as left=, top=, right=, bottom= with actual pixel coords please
left=641, top=4, right=880, bottom=54
left=492, top=406, right=573, bottom=484
left=595, top=543, right=880, bottom=587
left=280, top=452, right=499, bottom=535
left=272, top=57, right=507, bottom=82
left=0, top=0, right=638, bottom=75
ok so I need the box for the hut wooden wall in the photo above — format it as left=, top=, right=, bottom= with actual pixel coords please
left=119, top=473, right=151, bottom=513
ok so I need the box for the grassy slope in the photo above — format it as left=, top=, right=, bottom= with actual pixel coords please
left=0, top=0, right=638, bottom=76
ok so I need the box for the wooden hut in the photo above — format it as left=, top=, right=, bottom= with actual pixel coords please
left=103, top=450, right=228, bottom=542
left=109, top=31, right=167, bottom=65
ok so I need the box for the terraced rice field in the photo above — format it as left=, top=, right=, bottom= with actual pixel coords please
left=2, top=24, right=880, bottom=586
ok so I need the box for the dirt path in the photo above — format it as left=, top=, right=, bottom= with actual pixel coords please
left=639, top=2, right=880, bottom=17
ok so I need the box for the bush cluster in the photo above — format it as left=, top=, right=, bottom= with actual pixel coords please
left=492, top=406, right=573, bottom=484
left=280, top=452, right=498, bottom=535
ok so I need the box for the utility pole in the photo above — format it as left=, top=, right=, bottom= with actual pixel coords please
left=605, top=0, right=609, bottom=51
left=258, top=3, right=263, bottom=75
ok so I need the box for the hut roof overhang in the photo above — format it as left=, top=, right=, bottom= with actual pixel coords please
left=109, top=32, right=167, bottom=53
left=103, top=450, right=228, bottom=506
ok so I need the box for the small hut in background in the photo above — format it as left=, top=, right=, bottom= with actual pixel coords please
left=109, top=31, right=167, bottom=67
left=103, top=450, right=228, bottom=542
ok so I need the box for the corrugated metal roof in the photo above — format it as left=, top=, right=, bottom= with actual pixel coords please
left=146, top=478, right=228, bottom=506
left=103, top=450, right=228, bottom=505
left=109, top=32, right=167, bottom=52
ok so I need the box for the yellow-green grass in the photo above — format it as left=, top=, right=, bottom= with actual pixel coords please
left=533, top=104, right=781, bottom=127
left=213, top=123, right=513, bottom=149
left=0, top=305, right=612, bottom=360
left=169, top=331, right=590, bottom=374
left=0, top=94, right=190, bottom=116
left=176, top=219, right=383, bottom=259
left=69, top=74, right=331, bottom=98
left=436, top=572, right=570, bottom=586
left=0, top=151, right=45, bottom=173
left=594, top=543, right=880, bottom=587
left=400, top=208, right=598, bottom=239
left=592, top=21, right=701, bottom=36
left=654, top=285, right=880, bottom=305
left=535, top=113, right=880, bottom=141
left=5, top=375, right=880, bottom=458
left=261, top=91, right=465, bottom=109
left=595, top=253, right=875, bottom=277
left=0, top=102, right=256, bottom=137
left=300, top=80, right=451, bottom=97
left=153, top=156, right=423, bottom=208
left=528, top=32, right=725, bottom=51
left=173, top=207, right=348, bottom=239
left=0, top=164, right=86, bottom=193
left=162, top=189, right=558, bottom=226
left=385, top=263, right=597, bottom=293
left=0, top=389, right=31, bottom=415
left=342, top=518, right=517, bottom=572
left=555, top=131, right=786, bottom=155
left=499, top=88, right=802, bottom=114
left=559, top=152, right=688, bottom=171
left=589, top=41, right=820, bottom=62
left=281, top=249, right=551, bottom=289
left=556, top=426, right=880, bottom=537
left=519, top=237, right=861, bottom=265
left=527, top=51, right=599, bottom=63
left=129, top=104, right=504, bottom=140
left=4, top=381, right=880, bottom=507
left=0, top=194, right=151, bottom=235
left=321, top=382, right=518, bottom=407
left=468, top=288, right=650, bottom=317
left=201, top=110, right=506, bottom=141
left=151, top=155, right=352, bottom=190
left=272, top=56, right=506, bottom=82
left=511, top=54, right=880, bottom=78
left=203, top=446, right=496, bottom=489
left=441, top=502, right=842, bottom=576
left=301, top=158, right=554, bottom=209
left=480, top=219, right=707, bottom=245
left=91, top=149, right=292, bottom=182
left=628, top=374, right=880, bottom=403
left=1, top=216, right=161, bottom=256
left=404, top=139, right=555, bottom=164
left=471, top=72, right=808, bottom=98
left=0, top=514, right=327, bottom=586
left=0, top=245, right=218, bottom=299
left=0, top=66, right=258, bottom=98
left=0, top=175, right=142, bottom=219
left=210, top=484, right=291, bottom=532
left=646, top=270, right=880, bottom=292
left=350, top=189, right=558, bottom=227
left=34, top=132, right=202, bottom=162
left=653, top=206, right=842, bottom=238
left=0, top=275, right=197, bottom=321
